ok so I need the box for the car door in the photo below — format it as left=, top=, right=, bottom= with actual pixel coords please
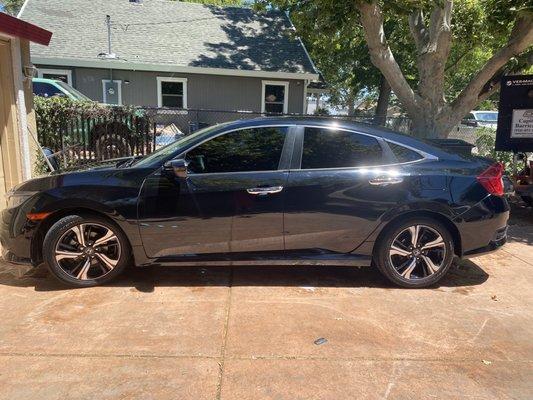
left=138, top=125, right=293, bottom=258
left=283, top=126, right=412, bottom=253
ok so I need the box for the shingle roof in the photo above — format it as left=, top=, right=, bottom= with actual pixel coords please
left=19, top=0, right=317, bottom=75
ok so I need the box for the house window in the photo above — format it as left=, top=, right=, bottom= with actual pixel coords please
left=37, top=68, right=72, bottom=85
left=157, top=77, right=187, bottom=108
left=262, top=81, right=289, bottom=114
left=102, top=80, right=122, bottom=105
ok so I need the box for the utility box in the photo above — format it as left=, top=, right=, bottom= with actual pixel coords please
left=495, top=75, right=533, bottom=152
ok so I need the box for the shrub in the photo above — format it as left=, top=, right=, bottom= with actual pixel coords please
left=475, top=127, right=513, bottom=173
left=33, top=97, right=148, bottom=173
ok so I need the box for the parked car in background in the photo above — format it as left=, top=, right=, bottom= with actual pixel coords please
left=32, top=78, right=150, bottom=161
left=32, top=78, right=91, bottom=101
left=1, top=117, right=509, bottom=289
left=462, top=110, right=498, bottom=129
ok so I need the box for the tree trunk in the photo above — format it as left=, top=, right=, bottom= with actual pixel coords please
left=347, top=97, right=356, bottom=116
left=374, top=76, right=391, bottom=126
left=410, top=106, right=451, bottom=139
left=357, top=1, right=533, bottom=139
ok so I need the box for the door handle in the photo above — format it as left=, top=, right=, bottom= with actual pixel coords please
left=246, top=186, right=284, bottom=195
left=368, top=176, right=404, bottom=186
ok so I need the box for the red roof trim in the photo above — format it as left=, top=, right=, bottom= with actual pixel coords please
left=0, top=12, right=52, bottom=46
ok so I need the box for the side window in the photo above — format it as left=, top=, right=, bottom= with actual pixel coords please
left=302, top=128, right=383, bottom=169
left=388, top=142, right=423, bottom=163
left=262, top=81, right=288, bottom=114
left=157, top=77, right=187, bottom=108
left=186, top=127, right=287, bottom=174
left=33, top=82, right=64, bottom=98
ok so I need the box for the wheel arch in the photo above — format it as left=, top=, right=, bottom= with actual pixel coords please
left=373, top=210, right=462, bottom=257
left=31, top=206, right=133, bottom=266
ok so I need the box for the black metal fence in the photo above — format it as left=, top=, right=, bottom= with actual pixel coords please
left=37, top=106, right=487, bottom=172
left=36, top=111, right=153, bottom=172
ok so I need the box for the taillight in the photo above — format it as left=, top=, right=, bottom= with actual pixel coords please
left=477, top=162, right=504, bottom=196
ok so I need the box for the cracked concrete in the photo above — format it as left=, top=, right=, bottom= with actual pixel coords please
left=0, top=204, right=532, bottom=399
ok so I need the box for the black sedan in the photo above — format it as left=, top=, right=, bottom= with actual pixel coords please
left=1, top=117, right=509, bottom=288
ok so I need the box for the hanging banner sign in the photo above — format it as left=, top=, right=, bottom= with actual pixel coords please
left=510, top=109, right=533, bottom=139
left=495, top=75, right=533, bottom=152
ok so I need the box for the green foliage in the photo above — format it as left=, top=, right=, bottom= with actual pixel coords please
left=175, top=0, right=248, bottom=6
left=34, top=97, right=145, bottom=173
left=34, top=97, right=138, bottom=148
left=0, top=0, right=24, bottom=15
left=314, top=107, right=331, bottom=116
left=257, top=0, right=532, bottom=122
left=475, top=127, right=513, bottom=171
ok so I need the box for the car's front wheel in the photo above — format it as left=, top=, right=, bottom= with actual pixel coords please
left=43, top=215, right=130, bottom=287
left=374, top=217, right=454, bottom=288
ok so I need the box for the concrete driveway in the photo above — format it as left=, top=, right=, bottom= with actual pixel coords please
left=0, top=205, right=532, bottom=399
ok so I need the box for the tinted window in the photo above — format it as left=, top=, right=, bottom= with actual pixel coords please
left=186, top=127, right=287, bottom=173
left=388, top=142, right=423, bottom=163
left=302, top=128, right=383, bottom=169
left=33, top=82, right=64, bottom=97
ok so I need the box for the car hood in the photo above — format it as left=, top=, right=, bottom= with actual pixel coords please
left=13, top=164, right=153, bottom=193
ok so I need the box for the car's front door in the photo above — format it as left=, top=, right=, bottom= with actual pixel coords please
left=284, top=126, right=410, bottom=253
left=138, top=126, right=293, bottom=258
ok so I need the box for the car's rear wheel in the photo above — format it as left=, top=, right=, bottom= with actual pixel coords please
left=43, top=215, right=130, bottom=287
left=374, top=217, right=454, bottom=288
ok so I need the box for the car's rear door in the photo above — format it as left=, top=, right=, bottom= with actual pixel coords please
left=283, top=126, right=417, bottom=253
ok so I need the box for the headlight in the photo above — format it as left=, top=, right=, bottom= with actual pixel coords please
left=5, top=191, right=37, bottom=208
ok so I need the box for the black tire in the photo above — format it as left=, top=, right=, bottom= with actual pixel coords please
left=373, top=217, right=454, bottom=288
left=521, top=195, right=533, bottom=207
left=43, top=214, right=131, bottom=287
left=91, top=123, right=131, bottom=160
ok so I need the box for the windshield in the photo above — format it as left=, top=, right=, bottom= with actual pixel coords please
left=474, top=112, right=498, bottom=121
left=56, top=81, right=91, bottom=101
left=134, top=122, right=233, bottom=167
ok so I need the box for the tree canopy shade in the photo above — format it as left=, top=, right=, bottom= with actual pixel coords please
left=258, top=0, right=533, bottom=138
left=0, top=0, right=24, bottom=15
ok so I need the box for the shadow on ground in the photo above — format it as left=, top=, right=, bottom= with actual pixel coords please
left=508, top=200, right=533, bottom=245
left=5, top=201, right=532, bottom=293
left=0, top=258, right=488, bottom=293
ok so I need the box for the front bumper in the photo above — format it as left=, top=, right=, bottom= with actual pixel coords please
left=0, top=204, right=35, bottom=266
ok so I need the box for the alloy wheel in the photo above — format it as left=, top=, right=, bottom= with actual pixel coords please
left=54, top=223, right=121, bottom=280
left=389, top=224, right=446, bottom=280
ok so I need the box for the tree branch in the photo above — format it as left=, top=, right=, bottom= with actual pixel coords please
left=357, top=1, right=419, bottom=115
left=408, top=9, right=428, bottom=53
left=451, top=11, right=533, bottom=116
left=427, top=0, right=453, bottom=54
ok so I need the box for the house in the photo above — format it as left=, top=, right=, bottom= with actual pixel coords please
left=19, top=0, right=319, bottom=114
left=0, top=12, right=51, bottom=209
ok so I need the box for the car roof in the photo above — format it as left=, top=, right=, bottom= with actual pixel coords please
left=219, top=116, right=453, bottom=159
left=32, top=77, right=60, bottom=84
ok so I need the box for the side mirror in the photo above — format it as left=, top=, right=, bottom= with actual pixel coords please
left=163, top=158, right=188, bottom=178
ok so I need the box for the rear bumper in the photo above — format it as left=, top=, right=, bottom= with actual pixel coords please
left=463, top=226, right=507, bottom=258
left=454, top=195, right=509, bottom=257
